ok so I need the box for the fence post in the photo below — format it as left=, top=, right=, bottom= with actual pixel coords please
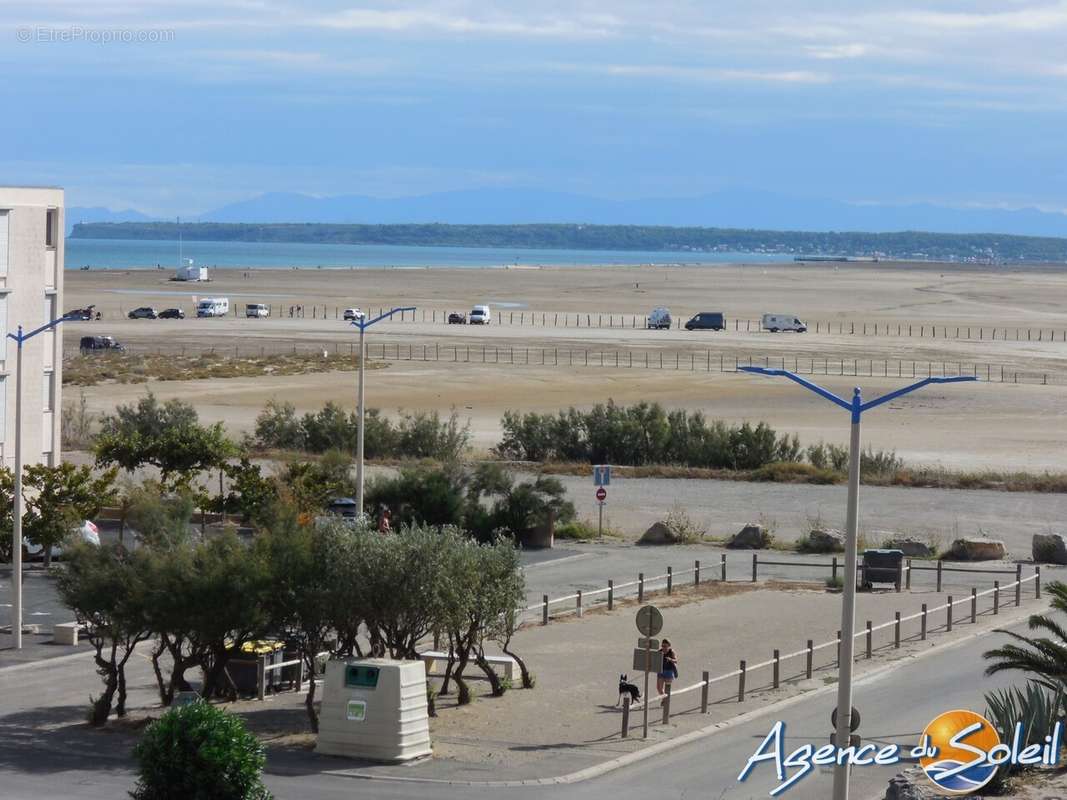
left=894, top=612, right=901, bottom=648
left=622, top=696, right=630, bottom=738
left=806, top=640, right=813, bottom=678
left=936, top=560, right=943, bottom=593
left=866, top=621, right=872, bottom=659
left=971, top=588, right=977, bottom=623
left=752, top=553, right=758, bottom=582
left=836, top=630, right=841, bottom=666
left=906, top=558, right=912, bottom=590
left=994, top=581, right=1000, bottom=615
left=257, top=656, right=266, bottom=701
left=667, top=566, right=673, bottom=595
left=738, top=660, right=746, bottom=702
left=947, top=596, right=953, bottom=631
left=773, top=649, right=780, bottom=689
left=721, top=554, right=727, bottom=581
left=638, top=573, right=645, bottom=602
left=577, top=589, right=583, bottom=618
left=832, top=556, right=838, bottom=583
left=921, top=603, right=928, bottom=639
left=608, top=579, right=614, bottom=610
left=542, top=594, right=549, bottom=625
left=662, top=683, right=672, bottom=724
left=1016, top=564, right=1022, bottom=607
left=694, top=560, right=701, bottom=586
left=701, top=670, right=710, bottom=713
left=1037, top=565, right=1042, bottom=599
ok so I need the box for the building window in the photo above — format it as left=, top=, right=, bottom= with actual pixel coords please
left=43, top=372, right=54, bottom=412
left=46, top=208, right=58, bottom=248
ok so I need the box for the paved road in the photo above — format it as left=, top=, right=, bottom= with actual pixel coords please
left=0, top=622, right=1028, bottom=799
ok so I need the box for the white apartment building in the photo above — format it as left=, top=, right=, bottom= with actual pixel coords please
left=0, top=187, right=64, bottom=469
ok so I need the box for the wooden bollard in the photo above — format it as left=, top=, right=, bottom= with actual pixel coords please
left=971, top=589, right=977, bottom=623
left=662, top=684, right=672, bottom=724
left=695, top=560, right=701, bottom=586
left=994, top=581, right=1000, bottom=615
left=638, top=573, right=645, bottom=602
left=936, top=560, right=943, bottom=593
left=667, top=566, right=673, bottom=595
left=773, top=649, right=780, bottom=688
left=607, top=579, right=614, bottom=610
left=738, top=660, right=747, bottom=702
left=866, top=621, right=873, bottom=659
left=906, top=558, right=912, bottom=590
left=806, top=640, right=814, bottom=679
left=1037, top=566, right=1042, bottom=599
left=836, top=630, right=841, bottom=666
left=947, top=596, right=953, bottom=631
left=921, top=603, right=928, bottom=639
left=701, top=670, right=710, bottom=713
left=832, top=556, right=838, bottom=583
left=621, top=696, right=630, bottom=738
left=576, top=590, right=583, bottom=618
left=752, top=553, right=758, bottom=582
left=542, top=594, right=549, bottom=625
left=894, top=612, right=901, bottom=648
left=1016, top=564, right=1023, bottom=607
left=721, top=554, right=727, bottom=582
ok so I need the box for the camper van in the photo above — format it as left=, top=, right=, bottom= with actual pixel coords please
left=469, top=305, right=492, bottom=325
left=647, top=307, right=672, bottom=329
left=762, top=313, right=807, bottom=333
left=196, top=297, right=230, bottom=318
left=245, top=303, right=269, bottom=318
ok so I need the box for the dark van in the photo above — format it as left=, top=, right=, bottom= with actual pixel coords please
left=684, top=312, right=726, bottom=331
left=79, top=335, right=125, bottom=353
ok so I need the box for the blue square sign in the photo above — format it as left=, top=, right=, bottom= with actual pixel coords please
left=593, top=465, right=611, bottom=486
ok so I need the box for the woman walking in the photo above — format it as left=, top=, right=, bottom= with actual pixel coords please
left=657, top=638, right=678, bottom=698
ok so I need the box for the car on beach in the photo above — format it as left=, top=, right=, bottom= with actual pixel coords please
left=128, top=306, right=158, bottom=319
left=762, top=313, right=807, bottom=333
left=684, top=312, right=726, bottom=331
left=245, top=303, right=270, bottom=318
left=343, top=308, right=366, bottom=322
left=79, top=335, right=125, bottom=353
left=647, top=307, right=671, bottom=329
left=159, top=308, right=185, bottom=319
left=65, top=305, right=96, bottom=321
left=448, top=312, right=467, bottom=324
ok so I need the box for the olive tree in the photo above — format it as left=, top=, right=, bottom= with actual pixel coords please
left=23, top=463, right=117, bottom=567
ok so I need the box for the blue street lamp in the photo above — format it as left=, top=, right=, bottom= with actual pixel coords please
left=351, top=307, right=415, bottom=516
left=739, top=367, right=975, bottom=800
left=9, top=314, right=78, bottom=650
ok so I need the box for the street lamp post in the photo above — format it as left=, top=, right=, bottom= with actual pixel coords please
left=9, top=314, right=76, bottom=650
left=351, top=307, right=415, bottom=517
left=739, top=367, right=975, bottom=800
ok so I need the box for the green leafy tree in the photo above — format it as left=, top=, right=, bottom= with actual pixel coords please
left=132, top=703, right=271, bottom=800
left=95, top=392, right=234, bottom=485
left=23, top=463, right=118, bottom=567
left=123, top=479, right=196, bottom=548
left=278, top=452, right=353, bottom=516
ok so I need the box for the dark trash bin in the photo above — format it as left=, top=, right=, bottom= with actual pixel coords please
left=861, top=549, right=904, bottom=589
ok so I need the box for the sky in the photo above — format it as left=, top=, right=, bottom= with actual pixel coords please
left=2, top=0, right=1067, bottom=217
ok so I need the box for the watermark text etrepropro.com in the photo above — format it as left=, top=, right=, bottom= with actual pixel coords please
left=16, top=26, right=175, bottom=44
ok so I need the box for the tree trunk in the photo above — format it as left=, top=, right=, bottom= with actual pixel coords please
left=43, top=545, right=53, bottom=570
left=116, top=661, right=128, bottom=717
left=453, top=648, right=472, bottom=705
left=89, top=642, right=118, bottom=726
left=150, top=640, right=168, bottom=704
left=200, top=649, right=231, bottom=699
left=304, top=650, right=319, bottom=733
left=474, top=649, right=504, bottom=697
left=438, top=644, right=457, bottom=696
left=501, top=641, right=533, bottom=689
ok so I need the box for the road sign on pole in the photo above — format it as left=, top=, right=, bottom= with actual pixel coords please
left=595, top=486, right=607, bottom=502
left=594, top=465, right=611, bottom=486
left=635, top=605, right=663, bottom=739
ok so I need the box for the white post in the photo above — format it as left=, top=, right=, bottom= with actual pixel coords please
left=832, top=389, right=862, bottom=800
left=11, top=334, right=23, bottom=649
left=356, top=325, right=366, bottom=516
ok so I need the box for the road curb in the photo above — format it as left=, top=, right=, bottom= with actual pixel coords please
left=278, top=602, right=1040, bottom=788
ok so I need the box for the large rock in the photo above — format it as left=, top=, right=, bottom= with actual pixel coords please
left=803, top=528, right=845, bottom=553
left=727, top=524, right=770, bottom=550
left=638, top=521, right=673, bottom=546
left=948, top=537, right=1007, bottom=561
left=882, top=537, right=935, bottom=558
left=1032, top=533, right=1067, bottom=565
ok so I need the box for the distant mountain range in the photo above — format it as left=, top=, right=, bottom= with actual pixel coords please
left=70, top=188, right=1067, bottom=238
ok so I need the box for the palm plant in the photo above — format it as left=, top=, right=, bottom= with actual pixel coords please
left=984, top=581, right=1067, bottom=691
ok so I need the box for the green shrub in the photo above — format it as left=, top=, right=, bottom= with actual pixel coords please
left=132, top=702, right=271, bottom=800
left=555, top=520, right=599, bottom=540
left=825, top=575, right=844, bottom=590
left=752, top=462, right=840, bottom=484
left=983, top=682, right=1064, bottom=790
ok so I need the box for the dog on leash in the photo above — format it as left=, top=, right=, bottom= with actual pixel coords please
left=617, top=673, right=641, bottom=707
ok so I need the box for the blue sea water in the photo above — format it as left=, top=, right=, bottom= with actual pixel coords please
left=65, top=238, right=793, bottom=270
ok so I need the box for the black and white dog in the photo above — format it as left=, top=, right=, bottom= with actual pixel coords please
left=617, top=673, right=641, bottom=707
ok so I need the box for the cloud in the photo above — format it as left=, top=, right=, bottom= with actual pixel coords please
left=551, top=62, right=832, bottom=85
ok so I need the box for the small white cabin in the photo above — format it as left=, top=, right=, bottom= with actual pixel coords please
left=176, top=262, right=209, bottom=281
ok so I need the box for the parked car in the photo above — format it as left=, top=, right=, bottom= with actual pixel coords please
left=245, top=303, right=270, bottom=318
left=24, top=520, right=100, bottom=561
left=762, top=313, right=807, bottom=333
left=79, top=335, right=125, bottom=353
left=343, top=308, right=366, bottom=321
left=65, top=305, right=95, bottom=321
left=685, top=311, right=726, bottom=331
left=647, top=307, right=672, bottom=329
left=158, top=308, right=185, bottom=319
left=469, top=305, right=491, bottom=325
left=448, top=312, right=467, bottom=324
left=128, top=306, right=158, bottom=320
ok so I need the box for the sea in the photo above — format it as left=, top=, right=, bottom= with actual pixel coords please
left=65, top=238, right=794, bottom=270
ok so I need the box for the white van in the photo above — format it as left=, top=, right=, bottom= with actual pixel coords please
left=469, top=305, right=491, bottom=325
left=762, top=313, right=807, bottom=333
left=197, top=297, right=230, bottom=317
left=647, top=307, right=671, bottom=330
left=245, top=303, right=269, bottom=318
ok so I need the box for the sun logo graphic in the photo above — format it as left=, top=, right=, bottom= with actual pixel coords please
left=919, top=710, right=1001, bottom=795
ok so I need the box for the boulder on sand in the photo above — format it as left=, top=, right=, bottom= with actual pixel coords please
left=727, top=524, right=770, bottom=549
left=948, top=537, right=1007, bottom=561
left=638, top=521, right=673, bottom=545
left=882, top=537, right=934, bottom=558
left=1032, top=533, right=1067, bottom=565
left=802, top=528, right=845, bottom=553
